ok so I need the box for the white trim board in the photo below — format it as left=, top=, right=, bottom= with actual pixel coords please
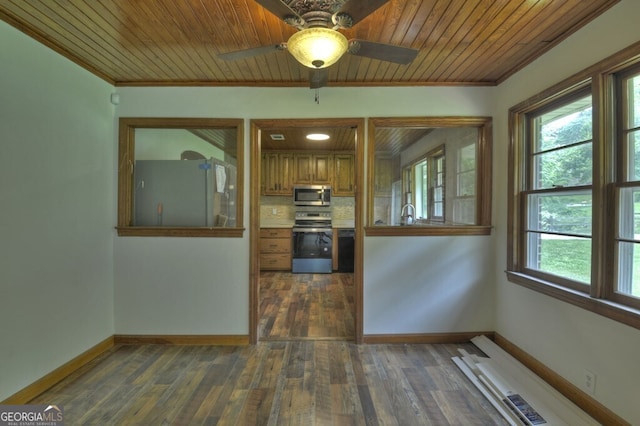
left=452, top=335, right=598, bottom=426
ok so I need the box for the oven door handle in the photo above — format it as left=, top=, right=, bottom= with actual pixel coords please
left=292, top=227, right=333, bottom=233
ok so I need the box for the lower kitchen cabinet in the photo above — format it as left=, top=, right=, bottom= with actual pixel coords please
left=260, top=228, right=292, bottom=270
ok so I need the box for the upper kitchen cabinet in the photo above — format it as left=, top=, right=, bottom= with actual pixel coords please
left=294, top=153, right=332, bottom=185
left=333, top=153, right=355, bottom=196
left=262, top=152, right=294, bottom=195
left=374, top=154, right=394, bottom=196
left=257, top=120, right=360, bottom=195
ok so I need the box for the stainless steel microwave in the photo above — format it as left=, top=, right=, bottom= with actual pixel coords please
left=293, top=185, right=331, bottom=206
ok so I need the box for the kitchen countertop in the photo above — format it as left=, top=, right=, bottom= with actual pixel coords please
left=260, top=219, right=354, bottom=229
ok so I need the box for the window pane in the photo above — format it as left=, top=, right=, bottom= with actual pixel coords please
left=627, top=130, right=640, bottom=181
left=616, top=241, right=640, bottom=298
left=627, top=74, right=640, bottom=129
left=434, top=200, right=443, bottom=217
left=453, top=198, right=475, bottom=224
left=458, top=171, right=475, bottom=196
left=534, top=96, right=592, bottom=152
left=533, top=142, right=592, bottom=189
left=414, top=160, right=427, bottom=219
left=618, top=186, right=640, bottom=240
left=527, top=232, right=591, bottom=283
left=457, top=144, right=476, bottom=196
left=527, top=192, right=592, bottom=236
left=458, top=144, right=475, bottom=172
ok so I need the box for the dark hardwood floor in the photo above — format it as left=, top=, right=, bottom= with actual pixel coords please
left=259, top=272, right=355, bottom=341
left=29, top=273, right=506, bottom=424
left=31, top=342, right=506, bottom=425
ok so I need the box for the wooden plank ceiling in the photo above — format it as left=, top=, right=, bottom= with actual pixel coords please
left=259, top=125, right=430, bottom=152
left=0, top=0, right=619, bottom=88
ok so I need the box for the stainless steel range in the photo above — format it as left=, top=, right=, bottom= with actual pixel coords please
left=292, top=210, right=332, bottom=274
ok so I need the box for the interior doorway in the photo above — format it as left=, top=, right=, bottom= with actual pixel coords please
left=249, top=118, right=364, bottom=344
left=259, top=272, right=355, bottom=340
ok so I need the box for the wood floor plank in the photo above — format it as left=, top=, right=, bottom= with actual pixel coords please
left=313, top=342, right=333, bottom=425
left=260, top=272, right=355, bottom=341
left=30, top=342, right=508, bottom=425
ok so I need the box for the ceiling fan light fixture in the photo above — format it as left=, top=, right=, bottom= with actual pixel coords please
left=287, top=27, right=348, bottom=69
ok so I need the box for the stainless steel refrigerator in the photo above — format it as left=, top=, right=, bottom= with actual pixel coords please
left=133, top=158, right=236, bottom=227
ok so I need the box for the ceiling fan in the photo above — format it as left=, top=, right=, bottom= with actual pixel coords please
left=218, top=0, right=419, bottom=88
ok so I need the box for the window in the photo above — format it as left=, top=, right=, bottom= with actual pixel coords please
left=404, top=146, right=445, bottom=223
left=367, top=117, right=492, bottom=236
left=508, top=44, right=640, bottom=328
left=117, top=118, right=244, bottom=237
left=524, top=91, right=593, bottom=291
left=454, top=143, right=476, bottom=224
left=614, top=66, right=640, bottom=309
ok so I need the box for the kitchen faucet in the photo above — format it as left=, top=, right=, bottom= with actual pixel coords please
left=400, top=192, right=416, bottom=226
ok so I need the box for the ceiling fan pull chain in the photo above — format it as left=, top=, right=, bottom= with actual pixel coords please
left=315, top=88, right=320, bottom=104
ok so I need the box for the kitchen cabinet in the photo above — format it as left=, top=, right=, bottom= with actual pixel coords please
left=294, top=153, right=332, bottom=185
left=333, top=154, right=355, bottom=196
left=374, top=154, right=393, bottom=196
left=262, top=152, right=294, bottom=195
left=260, top=228, right=292, bottom=270
left=261, top=151, right=356, bottom=194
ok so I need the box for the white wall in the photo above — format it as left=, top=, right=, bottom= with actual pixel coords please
left=364, top=235, right=494, bottom=333
left=113, top=85, right=495, bottom=335
left=493, top=0, right=640, bottom=423
left=0, top=22, right=115, bottom=401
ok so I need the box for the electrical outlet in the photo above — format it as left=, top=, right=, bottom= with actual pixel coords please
left=584, top=369, right=596, bottom=395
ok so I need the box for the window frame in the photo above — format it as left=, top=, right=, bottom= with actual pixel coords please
left=116, top=117, right=245, bottom=237
left=366, top=117, right=492, bottom=237
left=453, top=142, right=477, bottom=224
left=610, top=64, right=640, bottom=311
left=521, top=88, right=594, bottom=293
left=507, top=42, right=640, bottom=330
left=404, top=145, right=446, bottom=223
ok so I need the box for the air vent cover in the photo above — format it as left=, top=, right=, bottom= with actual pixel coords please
left=270, top=134, right=285, bottom=140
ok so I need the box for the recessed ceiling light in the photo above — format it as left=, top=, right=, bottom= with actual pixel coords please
left=306, top=133, right=330, bottom=141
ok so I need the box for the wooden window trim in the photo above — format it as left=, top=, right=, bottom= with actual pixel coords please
left=116, top=117, right=245, bottom=237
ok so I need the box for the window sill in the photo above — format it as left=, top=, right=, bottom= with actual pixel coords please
left=116, top=227, right=245, bottom=237
left=365, top=225, right=492, bottom=236
left=506, top=271, right=640, bottom=331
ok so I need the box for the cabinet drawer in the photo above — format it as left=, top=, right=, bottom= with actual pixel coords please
left=260, top=228, right=291, bottom=238
left=260, top=254, right=291, bottom=270
left=260, top=238, right=290, bottom=253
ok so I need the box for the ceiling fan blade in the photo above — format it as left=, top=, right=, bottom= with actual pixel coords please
left=348, top=40, right=418, bottom=65
left=338, top=0, right=389, bottom=26
left=309, top=68, right=328, bottom=89
left=218, top=44, right=286, bottom=61
left=255, top=0, right=301, bottom=22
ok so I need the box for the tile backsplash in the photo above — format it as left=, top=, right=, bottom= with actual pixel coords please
left=260, top=196, right=355, bottom=222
